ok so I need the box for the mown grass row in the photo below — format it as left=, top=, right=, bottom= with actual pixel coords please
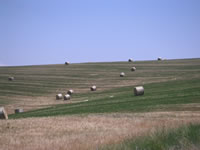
left=9, top=78, right=200, bottom=119
left=1, top=59, right=199, bottom=98
left=102, top=123, right=200, bottom=150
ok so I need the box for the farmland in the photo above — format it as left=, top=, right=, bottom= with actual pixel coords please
left=0, top=58, right=200, bottom=150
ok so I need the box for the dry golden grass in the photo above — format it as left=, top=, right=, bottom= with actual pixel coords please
left=1, top=111, right=200, bottom=150
left=4, top=95, right=70, bottom=114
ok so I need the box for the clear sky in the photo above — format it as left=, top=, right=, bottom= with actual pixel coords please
left=0, top=0, right=200, bottom=66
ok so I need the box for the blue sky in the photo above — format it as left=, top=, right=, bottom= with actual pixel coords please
left=0, top=0, right=200, bottom=66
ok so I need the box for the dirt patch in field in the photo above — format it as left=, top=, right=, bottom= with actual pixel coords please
left=3, top=95, right=73, bottom=114
left=0, top=111, right=200, bottom=150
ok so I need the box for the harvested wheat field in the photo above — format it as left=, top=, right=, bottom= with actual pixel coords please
left=1, top=112, right=200, bottom=150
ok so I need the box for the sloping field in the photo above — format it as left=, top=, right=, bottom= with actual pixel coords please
left=0, top=58, right=200, bottom=114
left=9, top=78, right=200, bottom=118
left=0, top=58, right=200, bottom=150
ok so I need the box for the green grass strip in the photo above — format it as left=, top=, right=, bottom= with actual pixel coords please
left=102, top=123, right=200, bottom=150
left=9, top=78, right=200, bottom=119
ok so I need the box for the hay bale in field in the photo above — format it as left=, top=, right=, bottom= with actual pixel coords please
left=0, top=107, right=8, bottom=120
left=131, top=67, right=136, bottom=71
left=120, top=72, right=125, bottom=77
left=157, top=57, right=162, bottom=61
left=15, top=108, right=24, bottom=114
left=64, top=94, right=71, bottom=100
left=65, top=62, right=70, bottom=65
left=67, top=89, right=74, bottom=95
left=56, top=93, right=63, bottom=100
left=90, top=85, right=97, bottom=91
left=8, top=77, right=14, bottom=81
left=128, top=58, right=133, bottom=62
left=134, top=86, right=144, bottom=96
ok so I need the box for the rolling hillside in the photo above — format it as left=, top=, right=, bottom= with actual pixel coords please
left=0, top=58, right=200, bottom=150
left=0, top=58, right=200, bottom=115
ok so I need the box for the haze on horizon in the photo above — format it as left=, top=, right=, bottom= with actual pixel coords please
left=0, top=0, right=200, bottom=66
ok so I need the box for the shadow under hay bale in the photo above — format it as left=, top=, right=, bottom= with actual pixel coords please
left=91, top=85, right=97, bottom=91
left=157, top=57, right=162, bottom=61
left=128, top=58, right=133, bottom=62
left=131, top=67, right=136, bottom=71
left=0, top=107, right=8, bottom=120
left=67, top=89, right=74, bottom=95
left=56, top=94, right=63, bottom=100
left=15, top=108, right=24, bottom=114
left=134, top=86, right=144, bottom=96
left=65, top=62, right=70, bottom=65
left=64, top=94, right=71, bottom=100
left=8, top=77, right=14, bottom=81
left=120, top=72, right=125, bottom=77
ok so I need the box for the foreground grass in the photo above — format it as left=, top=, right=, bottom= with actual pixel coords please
left=103, top=123, right=200, bottom=150
left=9, top=78, right=200, bottom=119
left=2, top=112, right=200, bottom=150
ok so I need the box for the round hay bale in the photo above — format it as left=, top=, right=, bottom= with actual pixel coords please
left=8, top=77, right=14, bottom=81
left=67, top=89, right=74, bottom=95
left=56, top=93, right=63, bottom=100
left=131, top=67, right=136, bottom=71
left=134, top=86, right=144, bottom=96
left=15, top=108, right=24, bottom=114
left=157, top=57, right=162, bottom=61
left=65, top=62, right=70, bottom=65
left=128, top=58, right=133, bottom=62
left=64, top=94, right=71, bottom=100
left=90, top=85, right=97, bottom=91
left=0, top=107, right=8, bottom=120
left=120, top=72, right=125, bottom=77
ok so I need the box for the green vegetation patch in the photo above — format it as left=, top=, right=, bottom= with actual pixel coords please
left=9, top=78, right=200, bottom=119
left=1, top=59, right=200, bottom=106
left=102, top=123, right=200, bottom=150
